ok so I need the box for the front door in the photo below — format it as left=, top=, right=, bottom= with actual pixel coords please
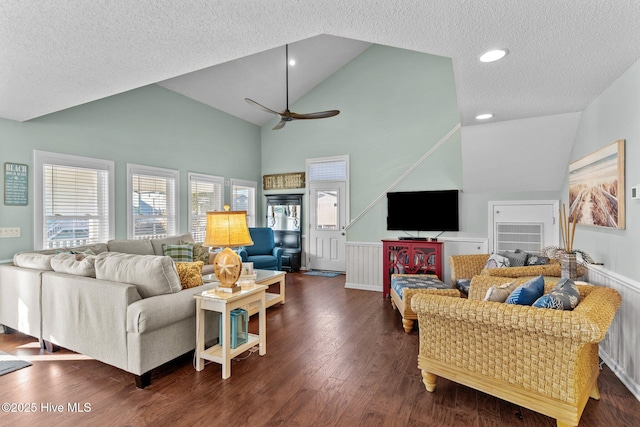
left=308, top=181, right=346, bottom=271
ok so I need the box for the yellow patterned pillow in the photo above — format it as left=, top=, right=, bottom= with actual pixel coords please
left=175, top=261, right=204, bottom=289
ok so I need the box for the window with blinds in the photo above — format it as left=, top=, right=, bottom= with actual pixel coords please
left=189, top=173, right=224, bottom=242
left=308, top=159, right=347, bottom=181
left=34, top=151, right=114, bottom=250
left=127, top=164, right=179, bottom=240
left=231, top=179, right=257, bottom=227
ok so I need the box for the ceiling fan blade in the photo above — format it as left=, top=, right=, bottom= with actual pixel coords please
left=244, top=98, right=281, bottom=116
left=272, top=119, right=287, bottom=130
left=288, top=110, right=340, bottom=120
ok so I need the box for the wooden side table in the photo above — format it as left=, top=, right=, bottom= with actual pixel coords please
left=194, top=284, right=267, bottom=379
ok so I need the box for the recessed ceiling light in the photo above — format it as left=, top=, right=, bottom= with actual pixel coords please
left=288, top=59, right=296, bottom=66
left=476, top=113, right=494, bottom=120
left=479, top=49, right=508, bottom=63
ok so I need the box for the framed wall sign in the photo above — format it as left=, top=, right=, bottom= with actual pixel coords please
left=568, top=139, right=625, bottom=229
left=4, top=162, right=29, bottom=206
left=263, top=172, right=305, bottom=190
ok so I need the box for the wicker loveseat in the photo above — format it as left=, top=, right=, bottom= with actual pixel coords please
left=411, top=275, right=621, bottom=427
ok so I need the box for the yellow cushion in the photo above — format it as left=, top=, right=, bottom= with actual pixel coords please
left=175, top=261, right=204, bottom=289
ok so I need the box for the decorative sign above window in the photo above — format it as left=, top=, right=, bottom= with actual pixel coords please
left=4, top=162, right=28, bottom=206
left=263, top=172, right=305, bottom=190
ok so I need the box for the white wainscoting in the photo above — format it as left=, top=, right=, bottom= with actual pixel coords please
left=345, top=242, right=383, bottom=292
left=585, top=265, right=640, bottom=401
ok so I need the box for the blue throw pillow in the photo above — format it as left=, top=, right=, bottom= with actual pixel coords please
left=532, top=278, right=580, bottom=310
left=506, top=275, right=545, bottom=306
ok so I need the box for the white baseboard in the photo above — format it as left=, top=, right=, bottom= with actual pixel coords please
left=344, top=282, right=381, bottom=292
left=601, top=349, right=640, bottom=402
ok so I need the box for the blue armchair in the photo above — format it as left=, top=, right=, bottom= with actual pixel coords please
left=237, top=227, right=284, bottom=271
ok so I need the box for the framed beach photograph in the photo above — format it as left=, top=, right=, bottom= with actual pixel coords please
left=568, top=139, right=625, bottom=229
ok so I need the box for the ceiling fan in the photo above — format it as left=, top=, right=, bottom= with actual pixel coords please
left=245, top=44, right=340, bottom=130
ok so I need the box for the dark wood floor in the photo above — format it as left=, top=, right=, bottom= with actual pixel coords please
left=1, top=272, right=639, bottom=426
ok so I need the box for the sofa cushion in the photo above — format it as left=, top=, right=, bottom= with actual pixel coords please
left=150, top=233, right=194, bottom=256
left=483, top=279, right=517, bottom=302
left=175, top=261, right=204, bottom=289
left=126, top=282, right=217, bottom=334
left=533, top=278, right=580, bottom=310
left=94, top=252, right=181, bottom=298
left=484, top=254, right=510, bottom=269
left=107, top=239, right=155, bottom=255
left=506, top=275, right=545, bottom=305
left=13, top=252, right=55, bottom=270
left=162, top=244, right=193, bottom=262
left=50, top=253, right=96, bottom=277
left=498, top=250, right=528, bottom=267
left=246, top=255, right=278, bottom=270
left=391, top=274, right=450, bottom=299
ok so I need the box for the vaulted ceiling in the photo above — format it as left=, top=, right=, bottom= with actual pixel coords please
left=2, top=1, right=640, bottom=128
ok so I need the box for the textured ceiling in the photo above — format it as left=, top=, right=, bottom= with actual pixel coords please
left=2, top=1, right=640, bottom=126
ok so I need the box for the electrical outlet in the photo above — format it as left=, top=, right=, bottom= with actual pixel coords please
left=0, top=227, right=21, bottom=238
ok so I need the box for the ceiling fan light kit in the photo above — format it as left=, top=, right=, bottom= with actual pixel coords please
left=245, top=44, right=340, bottom=130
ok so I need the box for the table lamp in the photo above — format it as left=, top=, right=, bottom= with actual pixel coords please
left=203, top=205, right=254, bottom=293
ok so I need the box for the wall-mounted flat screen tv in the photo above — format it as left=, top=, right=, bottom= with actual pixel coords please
left=386, top=190, right=459, bottom=232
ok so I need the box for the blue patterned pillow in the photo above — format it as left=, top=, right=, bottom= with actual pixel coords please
left=162, top=244, right=194, bottom=262
left=506, top=275, right=545, bottom=305
left=533, top=278, right=580, bottom=310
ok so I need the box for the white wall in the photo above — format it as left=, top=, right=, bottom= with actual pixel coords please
left=462, top=113, right=581, bottom=193
left=564, top=57, right=640, bottom=280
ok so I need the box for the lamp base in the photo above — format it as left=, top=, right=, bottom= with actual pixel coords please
left=213, top=247, right=243, bottom=293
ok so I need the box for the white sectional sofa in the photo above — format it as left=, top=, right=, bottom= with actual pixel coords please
left=0, top=234, right=219, bottom=388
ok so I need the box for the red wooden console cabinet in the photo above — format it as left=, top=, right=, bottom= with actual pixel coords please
left=381, top=239, right=443, bottom=298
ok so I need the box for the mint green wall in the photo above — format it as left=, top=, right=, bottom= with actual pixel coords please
left=564, top=57, right=640, bottom=281
left=260, top=45, right=461, bottom=242
left=0, top=85, right=261, bottom=261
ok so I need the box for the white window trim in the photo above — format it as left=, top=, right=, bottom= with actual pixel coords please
left=127, top=163, right=180, bottom=239
left=188, top=172, right=224, bottom=240
left=34, top=150, right=115, bottom=250
left=230, top=178, right=257, bottom=227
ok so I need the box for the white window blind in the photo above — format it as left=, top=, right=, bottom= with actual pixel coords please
left=308, top=160, right=347, bottom=181
left=189, top=173, right=223, bottom=242
left=128, top=164, right=179, bottom=240
left=231, top=179, right=257, bottom=227
left=34, top=151, right=114, bottom=250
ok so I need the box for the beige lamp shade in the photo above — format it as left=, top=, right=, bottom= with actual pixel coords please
left=203, top=210, right=253, bottom=248
left=203, top=208, right=253, bottom=292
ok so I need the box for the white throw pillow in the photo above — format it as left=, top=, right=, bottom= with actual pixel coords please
left=483, top=279, right=518, bottom=302
left=483, top=253, right=511, bottom=269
